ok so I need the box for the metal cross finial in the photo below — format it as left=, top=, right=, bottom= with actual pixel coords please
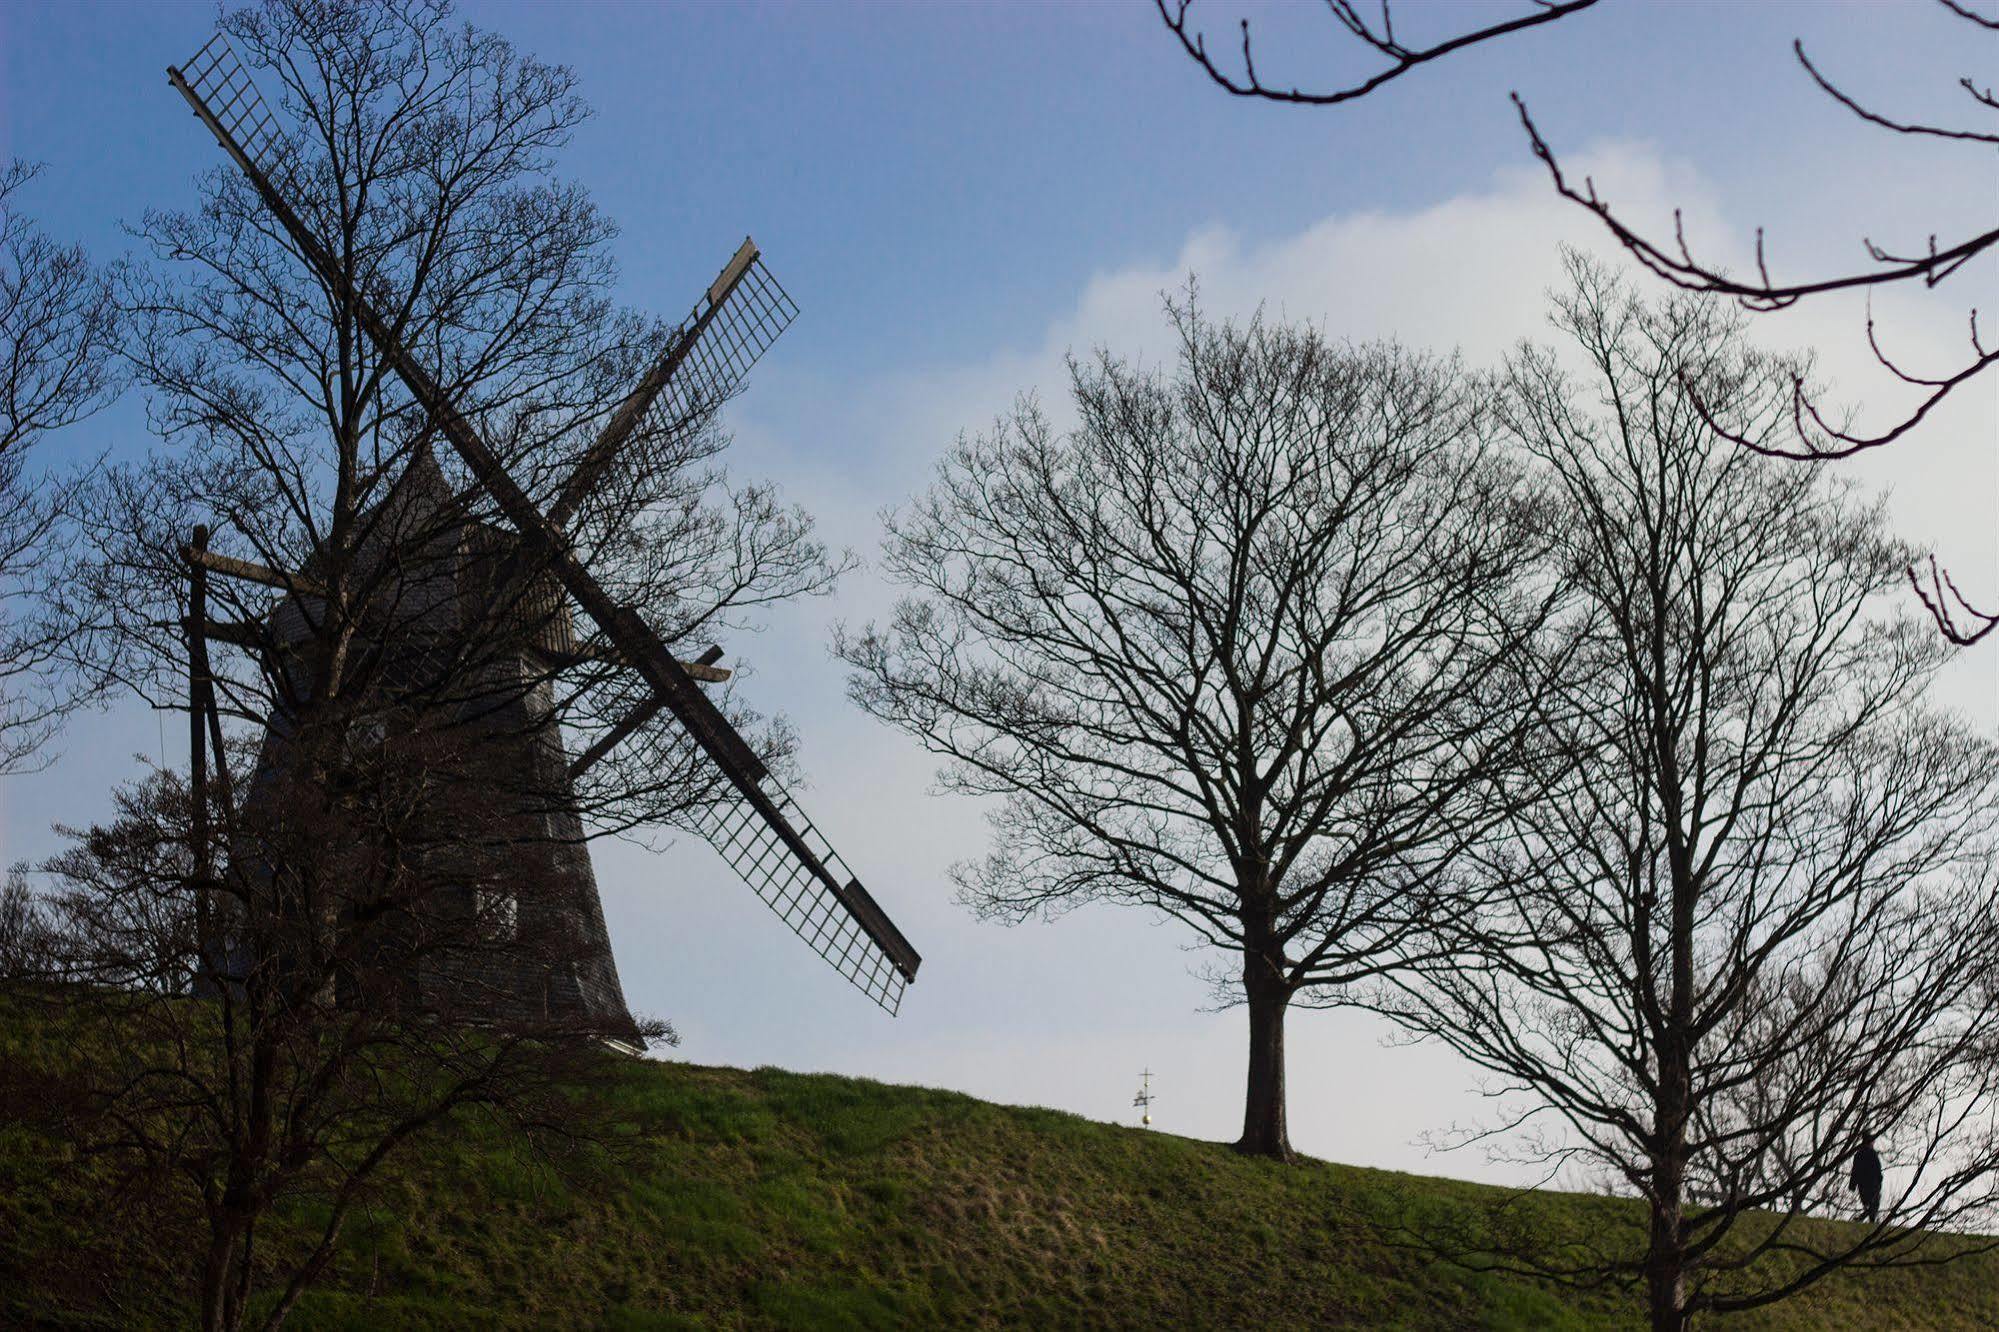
left=1132, top=1068, right=1155, bottom=1128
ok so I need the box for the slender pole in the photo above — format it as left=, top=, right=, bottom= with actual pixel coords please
left=188, top=524, right=212, bottom=991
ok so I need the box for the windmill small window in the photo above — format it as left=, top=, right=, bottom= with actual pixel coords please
left=473, top=880, right=519, bottom=942
left=349, top=709, right=388, bottom=755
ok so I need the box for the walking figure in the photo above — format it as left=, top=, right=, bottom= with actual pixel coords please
left=1851, top=1134, right=1883, bottom=1223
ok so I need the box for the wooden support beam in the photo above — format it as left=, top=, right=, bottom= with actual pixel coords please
left=150, top=616, right=273, bottom=650
left=557, top=641, right=732, bottom=682
left=178, top=544, right=325, bottom=597
left=167, top=583, right=734, bottom=684
left=187, top=526, right=212, bottom=977
left=677, top=657, right=733, bottom=683
left=567, top=692, right=668, bottom=781
left=183, top=617, right=266, bottom=650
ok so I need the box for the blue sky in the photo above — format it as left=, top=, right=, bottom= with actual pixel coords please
left=3, top=0, right=1994, bottom=1181
left=9, top=1, right=1986, bottom=373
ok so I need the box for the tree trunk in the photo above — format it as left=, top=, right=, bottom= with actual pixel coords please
left=199, top=1229, right=229, bottom=1332
left=1236, top=962, right=1294, bottom=1160
left=199, top=1213, right=248, bottom=1332
left=1645, top=1190, right=1686, bottom=1332
left=1647, top=1025, right=1692, bottom=1331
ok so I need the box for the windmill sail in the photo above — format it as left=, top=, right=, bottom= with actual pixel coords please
left=547, top=237, right=799, bottom=532
left=168, top=36, right=919, bottom=1013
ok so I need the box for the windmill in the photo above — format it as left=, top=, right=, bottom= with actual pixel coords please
left=166, top=33, right=921, bottom=1025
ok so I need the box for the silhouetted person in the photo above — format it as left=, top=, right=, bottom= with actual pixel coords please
left=1851, top=1134, right=1883, bottom=1223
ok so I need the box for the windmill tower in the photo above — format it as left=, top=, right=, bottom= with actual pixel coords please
left=168, top=34, right=921, bottom=1027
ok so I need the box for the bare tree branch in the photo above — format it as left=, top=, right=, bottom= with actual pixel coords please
left=1155, top=0, right=1601, bottom=107
left=1157, top=0, right=1997, bottom=646
left=0, top=158, right=120, bottom=771
left=1510, top=94, right=1998, bottom=310
left=1909, top=555, right=1998, bottom=645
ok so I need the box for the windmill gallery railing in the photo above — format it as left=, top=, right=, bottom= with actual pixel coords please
left=168, top=34, right=919, bottom=1014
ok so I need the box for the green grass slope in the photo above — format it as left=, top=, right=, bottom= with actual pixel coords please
left=4, top=1009, right=1996, bottom=1329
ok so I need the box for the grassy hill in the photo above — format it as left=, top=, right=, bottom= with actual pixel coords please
left=4, top=1004, right=1996, bottom=1329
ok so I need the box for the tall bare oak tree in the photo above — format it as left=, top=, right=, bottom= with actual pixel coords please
left=839, top=298, right=1554, bottom=1158
left=1377, top=260, right=1999, bottom=1332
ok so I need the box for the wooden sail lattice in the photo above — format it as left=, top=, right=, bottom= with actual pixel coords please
left=174, top=36, right=291, bottom=183
left=698, top=783, right=913, bottom=1014
left=655, top=247, right=798, bottom=447
left=168, top=34, right=919, bottom=1013
left=544, top=237, right=799, bottom=532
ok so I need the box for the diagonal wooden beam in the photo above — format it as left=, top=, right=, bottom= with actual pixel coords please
left=164, top=616, right=270, bottom=650
left=566, top=692, right=668, bottom=781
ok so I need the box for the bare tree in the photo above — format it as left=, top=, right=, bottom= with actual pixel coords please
left=0, top=159, right=119, bottom=770
left=1157, top=0, right=1998, bottom=643
left=36, top=2, right=843, bottom=1327
left=838, top=296, right=1555, bottom=1159
left=0, top=869, right=52, bottom=978
left=1374, top=259, right=1999, bottom=1331
left=32, top=767, right=660, bottom=1332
